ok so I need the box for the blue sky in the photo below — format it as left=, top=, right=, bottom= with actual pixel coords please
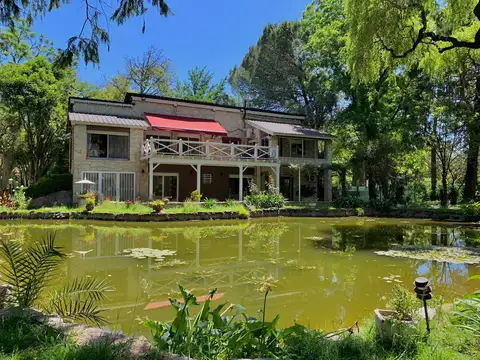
left=34, top=0, right=311, bottom=87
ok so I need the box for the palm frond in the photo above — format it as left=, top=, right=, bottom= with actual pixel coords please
left=46, top=277, right=113, bottom=326
left=0, top=233, right=65, bottom=307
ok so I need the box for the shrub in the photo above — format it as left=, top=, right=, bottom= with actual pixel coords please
left=24, top=174, right=72, bottom=199
left=183, top=199, right=200, bottom=213
left=226, top=199, right=236, bottom=207
left=245, top=193, right=285, bottom=209
left=12, top=188, right=29, bottom=209
left=203, top=198, right=217, bottom=209
left=333, top=194, right=367, bottom=208
left=190, top=190, right=202, bottom=202
left=151, top=200, right=165, bottom=213
left=453, top=276, right=480, bottom=336
left=461, top=202, right=480, bottom=216
left=85, top=197, right=95, bottom=212
left=387, top=285, right=419, bottom=321
left=368, top=198, right=394, bottom=211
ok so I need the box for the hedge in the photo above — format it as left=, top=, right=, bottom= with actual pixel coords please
left=25, top=174, right=72, bottom=199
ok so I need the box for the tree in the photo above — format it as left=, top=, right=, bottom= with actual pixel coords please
left=174, top=66, right=230, bottom=104
left=0, top=0, right=173, bottom=66
left=0, top=57, right=70, bottom=183
left=345, top=0, right=480, bottom=83
left=124, top=46, right=173, bottom=95
left=0, top=18, right=54, bottom=64
left=229, top=20, right=339, bottom=126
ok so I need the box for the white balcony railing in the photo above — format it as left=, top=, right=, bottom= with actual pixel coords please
left=142, top=138, right=279, bottom=161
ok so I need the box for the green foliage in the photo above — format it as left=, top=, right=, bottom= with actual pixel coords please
left=238, top=206, right=250, bottom=219
left=245, top=193, right=285, bottom=209
left=0, top=234, right=110, bottom=326
left=12, top=188, right=29, bottom=209
left=151, top=200, right=165, bottom=213
left=24, top=174, right=72, bottom=199
left=144, top=284, right=292, bottom=359
left=461, top=202, right=480, bottom=216
left=85, top=198, right=95, bottom=212
left=202, top=198, right=217, bottom=209
left=453, top=276, right=480, bottom=336
left=226, top=199, right=236, bottom=207
left=174, top=66, right=231, bottom=105
left=92, top=200, right=152, bottom=215
left=190, top=190, right=202, bottom=202
left=333, top=194, right=367, bottom=208
left=387, top=285, right=419, bottom=321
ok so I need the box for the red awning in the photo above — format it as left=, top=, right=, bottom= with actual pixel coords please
left=145, top=113, right=228, bottom=136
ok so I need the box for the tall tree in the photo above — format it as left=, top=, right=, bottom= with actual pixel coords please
left=229, top=20, right=339, bottom=126
left=174, top=66, right=230, bottom=104
left=0, top=57, right=71, bottom=183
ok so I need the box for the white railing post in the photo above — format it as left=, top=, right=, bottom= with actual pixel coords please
left=206, top=142, right=210, bottom=157
left=149, top=137, right=154, bottom=156
left=230, top=144, right=235, bottom=159
left=254, top=144, right=258, bottom=160
left=178, top=139, right=183, bottom=156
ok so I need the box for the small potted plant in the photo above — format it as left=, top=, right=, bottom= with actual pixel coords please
left=374, top=285, right=418, bottom=339
left=151, top=199, right=165, bottom=214
left=85, top=196, right=95, bottom=212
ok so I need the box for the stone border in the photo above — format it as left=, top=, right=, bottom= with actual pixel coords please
left=0, top=207, right=477, bottom=222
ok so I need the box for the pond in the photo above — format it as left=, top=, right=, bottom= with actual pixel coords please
left=0, top=218, right=479, bottom=336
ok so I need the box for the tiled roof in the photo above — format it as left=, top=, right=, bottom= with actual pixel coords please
left=246, top=120, right=333, bottom=139
left=69, top=112, right=149, bottom=128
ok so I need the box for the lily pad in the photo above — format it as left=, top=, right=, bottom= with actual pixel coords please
left=375, top=246, right=480, bottom=264
left=123, top=248, right=176, bottom=261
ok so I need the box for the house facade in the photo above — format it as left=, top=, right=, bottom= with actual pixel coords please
left=68, top=94, right=334, bottom=203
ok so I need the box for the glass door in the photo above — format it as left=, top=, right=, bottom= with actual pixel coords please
left=153, top=174, right=179, bottom=201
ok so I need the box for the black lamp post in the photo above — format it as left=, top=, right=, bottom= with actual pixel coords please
left=414, top=277, right=433, bottom=333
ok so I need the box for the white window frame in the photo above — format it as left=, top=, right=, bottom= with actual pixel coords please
left=80, top=171, right=136, bottom=201
left=86, top=131, right=130, bottom=160
left=202, top=173, right=213, bottom=185
left=153, top=172, right=179, bottom=201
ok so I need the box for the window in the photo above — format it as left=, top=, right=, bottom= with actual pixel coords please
left=202, top=173, right=213, bottom=185
left=80, top=172, right=135, bottom=201
left=291, top=139, right=304, bottom=158
left=279, top=137, right=318, bottom=159
left=87, top=132, right=129, bottom=159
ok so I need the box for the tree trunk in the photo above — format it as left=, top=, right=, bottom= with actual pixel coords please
left=463, top=134, right=478, bottom=202
left=441, top=164, right=448, bottom=207
left=367, top=168, right=377, bottom=200
left=430, top=146, right=437, bottom=200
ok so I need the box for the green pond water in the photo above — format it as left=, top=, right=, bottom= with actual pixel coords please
left=1, top=218, right=479, bottom=336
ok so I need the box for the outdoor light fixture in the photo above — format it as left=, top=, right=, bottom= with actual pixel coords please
left=414, top=277, right=433, bottom=333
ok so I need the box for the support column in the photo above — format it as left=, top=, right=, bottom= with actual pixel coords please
left=256, top=166, right=261, bottom=189
left=239, top=165, right=244, bottom=201
left=148, top=160, right=154, bottom=200
left=196, top=164, right=202, bottom=195
left=298, top=167, right=302, bottom=202
left=276, top=165, right=281, bottom=192
left=324, top=168, right=333, bottom=202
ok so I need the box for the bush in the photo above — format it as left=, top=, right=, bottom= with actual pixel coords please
left=245, top=193, right=285, bottom=209
left=368, top=198, right=394, bottom=211
left=190, top=190, right=202, bottom=202
left=203, top=198, right=217, bottom=209
left=226, top=199, right=236, bottom=207
left=461, top=202, right=480, bottom=216
left=24, top=174, right=72, bottom=199
left=12, top=188, right=29, bottom=209
left=333, top=194, right=368, bottom=208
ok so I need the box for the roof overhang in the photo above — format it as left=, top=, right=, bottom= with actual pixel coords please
left=145, top=113, right=228, bottom=136
left=69, top=112, right=149, bottom=129
left=246, top=120, right=334, bottom=140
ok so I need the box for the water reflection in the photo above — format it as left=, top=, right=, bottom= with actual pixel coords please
left=0, top=218, right=478, bottom=334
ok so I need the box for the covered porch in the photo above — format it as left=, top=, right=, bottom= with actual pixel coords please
left=147, top=158, right=280, bottom=202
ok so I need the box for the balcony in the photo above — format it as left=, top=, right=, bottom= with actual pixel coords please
left=141, top=138, right=279, bottom=162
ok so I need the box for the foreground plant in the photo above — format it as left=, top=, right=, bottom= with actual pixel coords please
left=0, top=233, right=112, bottom=325
left=453, top=275, right=480, bottom=337
left=144, top=284, right=304, bottom=359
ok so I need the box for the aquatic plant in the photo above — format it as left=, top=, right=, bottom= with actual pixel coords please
left=0, top=234, right=112, bottom=325
left=122, top=248, right=176, bottom=261
left=375, top=246, right=480, bottom=264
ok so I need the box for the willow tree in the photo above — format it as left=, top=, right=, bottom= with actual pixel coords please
left=345, top=0, right=480, bottom=201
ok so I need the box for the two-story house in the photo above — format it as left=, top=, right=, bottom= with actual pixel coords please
left=68, top=93, right=333, bottom=203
